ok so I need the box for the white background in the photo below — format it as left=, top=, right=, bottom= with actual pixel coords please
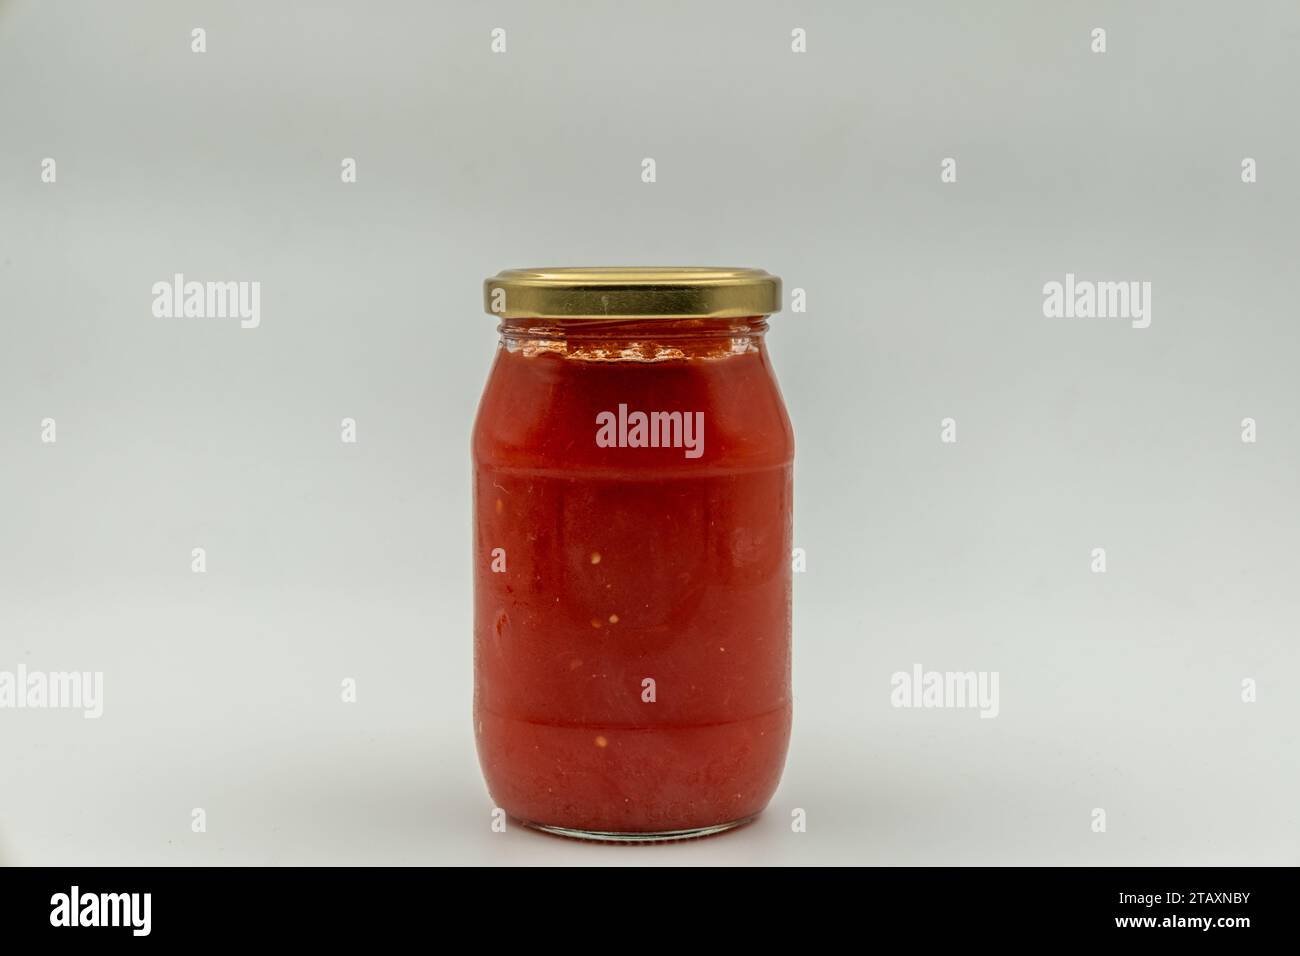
left=1, top=1, right=1297, bottom=865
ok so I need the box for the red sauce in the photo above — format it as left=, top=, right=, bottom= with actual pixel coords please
left=472, top=317, right=793, bottom=835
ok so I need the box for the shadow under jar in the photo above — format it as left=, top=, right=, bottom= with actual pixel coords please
left=472, top=267, right=794, bottom=841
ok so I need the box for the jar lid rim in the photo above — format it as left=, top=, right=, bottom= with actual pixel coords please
left=484, top=267, right=782, bottom=319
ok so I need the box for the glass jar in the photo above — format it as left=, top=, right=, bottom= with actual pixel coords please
left=472, top=267, right=793, bottom=840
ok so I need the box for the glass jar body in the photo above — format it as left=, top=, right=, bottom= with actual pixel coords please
left=471, top=317, right=793, bottom=839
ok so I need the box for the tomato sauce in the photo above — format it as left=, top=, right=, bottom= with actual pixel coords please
left=473, top=277, right=793, bottom=839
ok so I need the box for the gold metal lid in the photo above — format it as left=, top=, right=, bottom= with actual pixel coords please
left=484, top=267, right=782, bottom=319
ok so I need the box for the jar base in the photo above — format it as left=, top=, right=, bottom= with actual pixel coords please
left=522, top=814, right=757, bottom=844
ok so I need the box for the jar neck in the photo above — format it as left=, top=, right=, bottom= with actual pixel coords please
left=498, top=316, right=769, bottom=361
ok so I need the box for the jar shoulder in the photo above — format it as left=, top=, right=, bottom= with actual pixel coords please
left=472, top=348, right=793, bottom=472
